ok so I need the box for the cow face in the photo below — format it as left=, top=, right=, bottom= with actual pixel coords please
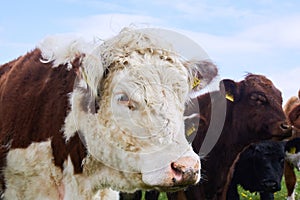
left=247, top=141, right=285, bottom=192
left=64, top=28, right=218, bottom=191
left=222, top=74, right=292, bottom=140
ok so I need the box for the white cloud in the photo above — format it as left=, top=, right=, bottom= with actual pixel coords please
left=269, top=67, right=300, bottom=105
left=181, top=30, right=268, bottom=55
left=179, top=14, right=300, bottom=56
left=64, top=14, right=165, bottom=39
left=150, top=0, right=256, bottom=20
left=238, top=15, right=300, bottom=49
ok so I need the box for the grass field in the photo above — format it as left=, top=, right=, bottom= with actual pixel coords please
left=143, top=171, right=300, bottom=200
left=237, top=170, right=300, bottom=200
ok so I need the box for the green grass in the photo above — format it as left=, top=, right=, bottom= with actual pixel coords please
left=141, top=171, right=300, bottom=200
left=237, top=170, right=300, bottom=200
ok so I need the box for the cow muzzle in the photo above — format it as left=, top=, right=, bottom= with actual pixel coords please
left=142, top=154, right=200, bottom=191
left=169, top=156, right=200, bottom=187
left=260, top=180, right=281, bottom=192
left=271, top=122, right=292, bottom=139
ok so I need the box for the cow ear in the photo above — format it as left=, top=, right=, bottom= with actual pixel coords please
left=220, top=79, right=239, bottom=103
left=246, top=144, right=262, bottom=154
left=254, top=145, right=263, bottom=153
left=185, top=60, right=218, bottom=92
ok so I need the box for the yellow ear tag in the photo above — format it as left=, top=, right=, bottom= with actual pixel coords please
left=226, top=93, right=234, bottom=102
left=289, top=147, right=296, bottom=154
left=186, top=125, right=196, bottom=137
left=192, top=77, right=201, bottom=89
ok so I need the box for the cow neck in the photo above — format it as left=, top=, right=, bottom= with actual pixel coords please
left=201, top=102, right=253, bottom=199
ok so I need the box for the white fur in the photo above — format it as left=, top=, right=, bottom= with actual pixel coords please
left=4, top=142, right=120, bottom=200
left=60, top=28, right=203, bottom=191
left=287, top=191, right=295, bottom=200
left=38, top=34, right=87, bottom=69
left=60, top=54, right=200, bottom=192
left=4, top=141, right=63, bottom=200
left=38, top=34, right=103, bottom=96
left=93, top=189, right=119, bottom=200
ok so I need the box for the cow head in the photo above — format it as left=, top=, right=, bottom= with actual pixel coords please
left=244, top=141, right=285, bottom=192
left=60, top=28, right=218, bottom=191
left=221, top=74, right=292, bottom=140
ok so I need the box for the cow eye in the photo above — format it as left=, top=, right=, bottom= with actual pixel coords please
left=116, top=93, right=130, bottom=102
left=250, top=93, right=268, bottom=105
left=115, top=93, right=136, bottom=110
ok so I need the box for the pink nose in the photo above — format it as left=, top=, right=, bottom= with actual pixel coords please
left=170, top=156, right=200, bottom=186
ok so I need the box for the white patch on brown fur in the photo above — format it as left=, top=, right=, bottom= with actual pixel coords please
left=4, top=141, right=120, bottom=200
left=4, top=141, right=63, bottom=200
left=287, top=191, right=295, bottom=200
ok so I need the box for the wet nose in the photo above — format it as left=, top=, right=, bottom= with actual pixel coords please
left=170, top=156, right=200, bottom=186
left=262, top=180, right=280, bottom=192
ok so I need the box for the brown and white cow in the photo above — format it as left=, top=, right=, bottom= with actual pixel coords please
left=0, top=28, right=218, bottom=199
left=283, top=90, right=300, bottom=200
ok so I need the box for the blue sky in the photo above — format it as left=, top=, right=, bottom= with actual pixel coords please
left=1, top=0, right=299, bottom=103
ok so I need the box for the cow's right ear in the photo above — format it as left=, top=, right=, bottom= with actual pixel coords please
left=220, top=79, right=239, bottom=103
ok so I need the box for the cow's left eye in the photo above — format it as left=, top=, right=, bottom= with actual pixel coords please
left=115, top=93, right=137, bottom=110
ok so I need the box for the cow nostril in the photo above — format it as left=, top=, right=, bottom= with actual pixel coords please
left=262, top=180, right=279, bottom=191
left=170, top=157, right=200, bottom=186
left=171, top=162, right=183, bottom=175
left=280, top=122, right=291, bottom=131
left=171, top=162, right=184, bottom=183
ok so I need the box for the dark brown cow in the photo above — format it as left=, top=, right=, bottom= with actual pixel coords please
left=121, top=74, right=293, bottom=200
left=171, top=74, right=292, bottom=200
left=0, top=28, right=220, bottom=199
left=283, top=90, right=300, bottom=200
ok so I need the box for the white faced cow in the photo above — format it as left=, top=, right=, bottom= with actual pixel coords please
left=0, top=28, right=218, bottom=199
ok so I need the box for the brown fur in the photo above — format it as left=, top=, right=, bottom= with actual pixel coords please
left=284, top=160, right=297, bottom=198
left=169, top=74, right=291, bottom=200
left=0, top=49, right=87, bottom=190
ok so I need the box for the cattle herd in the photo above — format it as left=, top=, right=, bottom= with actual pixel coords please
left=0, top=27, right=299, bottom=200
